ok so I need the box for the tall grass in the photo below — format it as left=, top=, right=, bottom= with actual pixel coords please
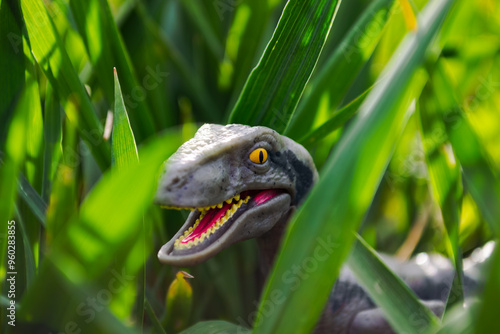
left=1, top=0, right=499, bottom=333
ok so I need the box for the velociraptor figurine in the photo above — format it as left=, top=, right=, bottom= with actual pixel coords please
left=154, top=124, right=491, bottom=333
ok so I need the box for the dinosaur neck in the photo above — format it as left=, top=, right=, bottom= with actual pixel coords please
left=256, top=208, right=294, bottom=277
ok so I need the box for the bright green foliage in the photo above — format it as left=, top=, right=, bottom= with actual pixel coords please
left=228, top=0, right=341, bottom=133
left=419, top=67, right=465, bottom=309
left=1, top=0, right=499, bottom=332
left=21, top=0, right=111, bottom=169
left=69, top=0, right=156, bottom=141
left=285, top=0, right=395, bottom=139
left=112, top=69, right=139, bottom=168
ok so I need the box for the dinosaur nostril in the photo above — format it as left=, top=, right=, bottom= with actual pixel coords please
left=166, top=175, right=187, bottom=190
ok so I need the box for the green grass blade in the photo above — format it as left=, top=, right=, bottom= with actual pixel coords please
left=68, top=0, right=156, bottom=141
left=0, top=29, right=32, bottom=327
left=0, top=1, right=26, bottom=265
left=136, top=3, right=218, bottom=122
left=111, top=67, right=144, bottom=328
left=348, top=235, right=440, bottom=333
left=298, top=86, right=370, bottom=148
left=112, top=68, right=139, bottom=168
left=436, top=67, right=500, bottom=237
left=23, top=23, right=44, bottom=196
left=19, top=259, right=139, bottom=333
left=228, top=0, right=341, bottom=132
left=180, top=321, right=250, bottom=334
left=418, top=69, right=464, bottom=309
left=41, top=83, right=62, bottom=202
left=285, top=0, right=394, bottom=139
left=17, top=173, right=47, bottom=227
left=13, top=204, right=37, bottom=293
left=145, top=300, right=166, bottom=334
left=254, top=0, right=453, bottom=332
left=225, top=0, right=275, bottom=114
left=21, top=0, right=111, bottom=170
left=180, top=0, right=224, bottom=60
left=46, top=117, right=79, bottom=240
left=436, top=300, right=477, bottom=334
left=473, top=247, right=500, bottom=334
left=0, top=85, right=31, bottom=333
left=0, top=0, right=24, bottom=139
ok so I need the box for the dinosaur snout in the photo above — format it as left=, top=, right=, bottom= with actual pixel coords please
left=154, top=161, right=233, bottom=207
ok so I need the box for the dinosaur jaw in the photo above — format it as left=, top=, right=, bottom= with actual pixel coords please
left=158, top=189, right=291, bottom=266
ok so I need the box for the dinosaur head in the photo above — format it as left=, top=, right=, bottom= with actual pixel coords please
left=155, top=124, right=318, bottom=266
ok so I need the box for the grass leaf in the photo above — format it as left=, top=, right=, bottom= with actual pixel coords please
left=180, top=320, right=250, bottom=334
left=68, top=0, right=157, bottom=141
left=17, top=173, right=47, bottom=227
left=21, top=0, right=111, bottom=169
left=228, top=0, right=341, bottom=133
left=285, top=0, right=394, bottom=139
left=437, top=67, right=500, bottom=237
left=112, top=68, right=139, bottom=168
left=473, top=247, right=500, bottom=333
left=347, top=235, right=440, bottom=333
left=419, top=66, right=464, bottom=309
left=298, top=86, right=370, bottom=148
left=0, top=0, right=24, bottom=137
left=41, top=83, right=62, bottom=202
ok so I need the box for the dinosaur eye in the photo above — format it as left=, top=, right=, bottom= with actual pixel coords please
left=249, top=148, right=268, bottom=164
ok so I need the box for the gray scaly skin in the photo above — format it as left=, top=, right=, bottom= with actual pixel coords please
left=155, top=124, right=491, bottom=333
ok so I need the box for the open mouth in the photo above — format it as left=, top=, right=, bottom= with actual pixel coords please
left=163, top=189, right=286, bottom=255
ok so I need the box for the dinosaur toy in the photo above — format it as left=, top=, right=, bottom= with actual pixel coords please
left=154, top=123, right=491, bottom=333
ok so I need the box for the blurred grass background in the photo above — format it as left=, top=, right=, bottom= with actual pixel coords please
left=0, top=0, right=499, bottom=333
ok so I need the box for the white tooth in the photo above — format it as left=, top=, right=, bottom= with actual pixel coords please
left=217, top=203, right=222, bottom=208
left=226, top=199, right=232, bottom=204
left=235, top=194, right=240, bottom=201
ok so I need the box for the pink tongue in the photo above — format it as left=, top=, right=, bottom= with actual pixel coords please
left=253, top=189, right=282, bottom=205
left=180, top=189, right=282, bottom=244
left=181, top=202, right=231, bottom=244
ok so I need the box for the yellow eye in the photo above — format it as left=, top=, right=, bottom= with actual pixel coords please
left=249, top=148, right=268, bottom=164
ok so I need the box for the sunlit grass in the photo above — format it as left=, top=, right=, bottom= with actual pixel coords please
left=1, top=0, right=499, bottom=333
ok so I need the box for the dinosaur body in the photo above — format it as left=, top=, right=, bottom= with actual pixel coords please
left=155, top=124, right=489, bottom=333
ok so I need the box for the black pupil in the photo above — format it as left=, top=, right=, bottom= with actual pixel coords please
left=259, top=150, right=264, bottom=163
